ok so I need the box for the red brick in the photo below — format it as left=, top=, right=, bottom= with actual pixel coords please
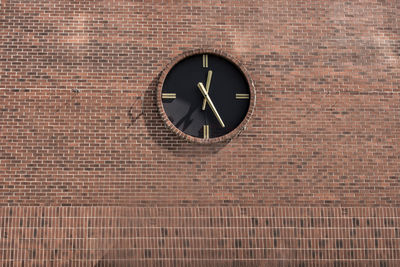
left=1, top=0, right=400, bottom=265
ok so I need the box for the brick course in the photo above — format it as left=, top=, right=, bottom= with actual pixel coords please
left=1, top=206, right=400, bottom=266
left=1, top=0, right=399, bottom=265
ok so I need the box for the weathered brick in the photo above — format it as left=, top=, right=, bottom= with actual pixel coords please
left=0, top=0, right=399, bottom=265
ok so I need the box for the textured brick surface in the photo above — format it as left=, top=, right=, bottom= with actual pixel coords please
left=1, top=207, right=400, bottom=266
left=1, top=0, right=399, bottom=265
left=1, top=0, right=399, bottom=207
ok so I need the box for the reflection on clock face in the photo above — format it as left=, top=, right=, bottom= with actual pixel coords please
left=161, top=53, right=250, bottom=139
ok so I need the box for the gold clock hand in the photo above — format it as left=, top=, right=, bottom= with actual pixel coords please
left=197, top=82, right=225, bottom=128
left=202, top=70, right=213, bottom=110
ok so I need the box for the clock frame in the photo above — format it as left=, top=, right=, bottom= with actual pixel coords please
left=156, top=49, right=256, bottom=144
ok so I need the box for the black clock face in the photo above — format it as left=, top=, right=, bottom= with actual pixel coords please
left=161, top=53, right=251, bottom=140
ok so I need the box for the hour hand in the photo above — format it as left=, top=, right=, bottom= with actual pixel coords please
left=197, top=82, right=225, bottom=128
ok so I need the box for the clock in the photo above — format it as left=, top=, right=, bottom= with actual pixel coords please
left=157, top=49, right=255, bottom=143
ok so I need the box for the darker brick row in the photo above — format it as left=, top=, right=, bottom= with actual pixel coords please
left=1, top=206, right=399, bottom=266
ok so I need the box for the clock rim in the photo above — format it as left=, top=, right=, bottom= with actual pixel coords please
left=157, top=48, right=256, bottom=144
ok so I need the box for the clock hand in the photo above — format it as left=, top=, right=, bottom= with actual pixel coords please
left=202, top=70, right=213, bottom=110
left=197, top=82, right=225, bottom=128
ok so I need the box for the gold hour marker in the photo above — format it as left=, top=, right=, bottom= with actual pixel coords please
left=162, top=93, right=176, bottom=99
left=202, top=54, right=208, bottom=68
left=203, top=125, right=209, bottom=139
left=235, top=93, right=249, bottom=99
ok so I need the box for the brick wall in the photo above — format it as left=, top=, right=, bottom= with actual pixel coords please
left=1, top=206, right=400, bottom=266
left=1, top=0, right=399, bottom=265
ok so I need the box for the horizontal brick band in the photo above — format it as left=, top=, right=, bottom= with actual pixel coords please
left=0, top=206, right=399, bottom=266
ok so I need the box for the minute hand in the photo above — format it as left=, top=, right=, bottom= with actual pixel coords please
left=202, top=70, right=213, bottom=110
left=197, top=82, right=225, bottom=128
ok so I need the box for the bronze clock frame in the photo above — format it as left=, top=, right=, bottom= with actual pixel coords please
left=156, top=49, right=256, bottom=144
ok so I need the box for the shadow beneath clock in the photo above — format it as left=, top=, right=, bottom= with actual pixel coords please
left=141, top=76, right=229, bottom=156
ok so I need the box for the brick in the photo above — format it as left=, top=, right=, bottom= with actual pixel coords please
left=1, top=0, right=400, bottom=265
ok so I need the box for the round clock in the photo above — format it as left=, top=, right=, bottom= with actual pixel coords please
left=157, top=49, right=255, bottom=143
